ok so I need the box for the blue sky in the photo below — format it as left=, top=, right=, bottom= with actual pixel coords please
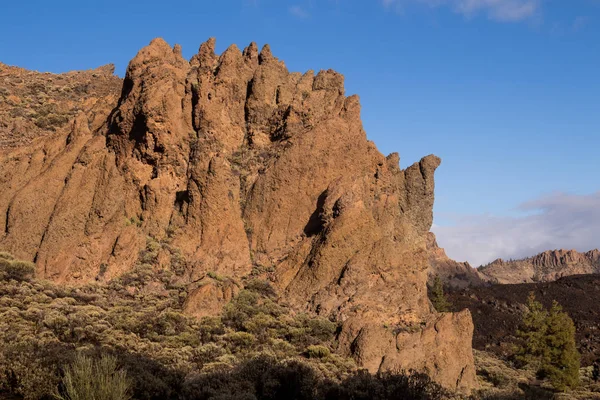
left=2, top=0, right=599, bottom=265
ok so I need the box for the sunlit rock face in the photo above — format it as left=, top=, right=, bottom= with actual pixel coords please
left=479, top=249, right=600, bottom=284
left=0, top=38, right=477, bottom=392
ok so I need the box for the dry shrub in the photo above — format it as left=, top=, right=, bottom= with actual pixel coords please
left=56, top=353, right=130, bottom=400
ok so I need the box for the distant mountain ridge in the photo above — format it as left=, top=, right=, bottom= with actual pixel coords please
left=478, top=248, right=600, bottom=284
left=427, top=235, right=600, bottom=286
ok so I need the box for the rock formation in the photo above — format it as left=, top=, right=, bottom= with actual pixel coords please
left=0, top=38, right=477, bottom=392
left=427, top=232, right=486, bottom=288
left=479, top=249, right=600, bottom=284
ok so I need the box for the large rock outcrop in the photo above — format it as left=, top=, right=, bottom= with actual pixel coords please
left=479, top=249, right=600, bottom=284
left=0, top=38, right=477, bottom=392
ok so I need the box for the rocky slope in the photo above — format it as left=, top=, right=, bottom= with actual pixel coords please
left=448, top=274, right=600, bottom=367
left=427, top=232, right=486, bottom=288
left=0, top=38, right=477, bottom=392
left=0, top=62, right=121, bottom=148
left=479, top=249, right=600, bottom=284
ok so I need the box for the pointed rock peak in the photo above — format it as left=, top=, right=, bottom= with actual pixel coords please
left=174, top=44, right=183, bottom=57
left=195, top=37, right=217, bottom=67
left=313, top=69, right=345, bottom=93
left=224, top=43, right=241, bottom=54
left=129, top=38, right=180, bottom=70
left=297, top=70, right=315, bottom=86
left=427, top=231, right=439, bottom=247
left=386, top=152, right=400, bottom=167
left=149, top=37, right=170, bottom=48
left=199, top=37, right=216, bottom=57
left=145, top=37, right=174, bottom=55
left=220, top=43, right=242, bottom=63
left=258, top=44, right=273, bottom=64
left=420, top=154, right=442, bottom=172
left=243, top=42, right=259, bottom=62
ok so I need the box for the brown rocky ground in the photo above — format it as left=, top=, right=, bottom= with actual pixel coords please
left=448, top=274, right=600, bottom=367
left=0, top=38, right=477, bottom=392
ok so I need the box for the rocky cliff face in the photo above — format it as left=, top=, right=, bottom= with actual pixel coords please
left=0, top=38, right=477, bottom=392
left=479, top=249, right=600, bottom=284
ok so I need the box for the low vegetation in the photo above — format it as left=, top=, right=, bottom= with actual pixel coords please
left=428, top=275, right=451, bottom=312
left=0, top=252, right=446, bottom=400
left=515, top=293, right=580, bottom=391
left=55, top=353, right=130, bottom=400
left=0, top=252, right=35, bottom=281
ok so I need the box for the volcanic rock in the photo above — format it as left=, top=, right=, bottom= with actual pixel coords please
left=0, top=38, right=477, bottom=392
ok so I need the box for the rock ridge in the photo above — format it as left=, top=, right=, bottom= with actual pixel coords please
left=479, top=248, right=600, bottom=284
left=0, top=38, right=477, bottom=392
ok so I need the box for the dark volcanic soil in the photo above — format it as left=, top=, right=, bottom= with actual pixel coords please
left=448, top=274, right=600, bottom=366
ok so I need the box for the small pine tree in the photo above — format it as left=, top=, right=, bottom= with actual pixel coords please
left=515, top=293, right=580, bottom=392
left=541, top=301, right=580, bottom=391
left=515, top=292, right=548, bottom=368
left=430, top=275, right=451, bottom=312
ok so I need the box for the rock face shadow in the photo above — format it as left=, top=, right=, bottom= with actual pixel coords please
left=303, top=190, right=327, bottom=237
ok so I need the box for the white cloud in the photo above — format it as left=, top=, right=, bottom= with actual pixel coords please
left=432, top=191, right=600, bottom=267
left=384, top=0, right=540, bottom=22
left=289, top=5, right=310, bottom=18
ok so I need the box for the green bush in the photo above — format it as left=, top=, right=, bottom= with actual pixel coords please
left=307, top=317, right=337, bottom=342
left=0, top=258, right=35, bottom=281
left=515, top=293, right=580, bottom=391
left=542, top=301, right=580, bottom=391
left=56, top=353, right=130, bottom=400
left=306, top=345, right=330, bottom=359
left=428, top=275, right=450, bottom=312
left=0, top=343, right=61, bottom=400
left=181, top=355, right=447, bottom=400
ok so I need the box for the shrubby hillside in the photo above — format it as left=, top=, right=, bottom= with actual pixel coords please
left=0, top=251, right=448, bottom=400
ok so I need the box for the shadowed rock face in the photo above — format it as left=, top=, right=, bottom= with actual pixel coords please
left=479, top=249, right=600, bottom=284
left=0, top=38, right=477, bottom=392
